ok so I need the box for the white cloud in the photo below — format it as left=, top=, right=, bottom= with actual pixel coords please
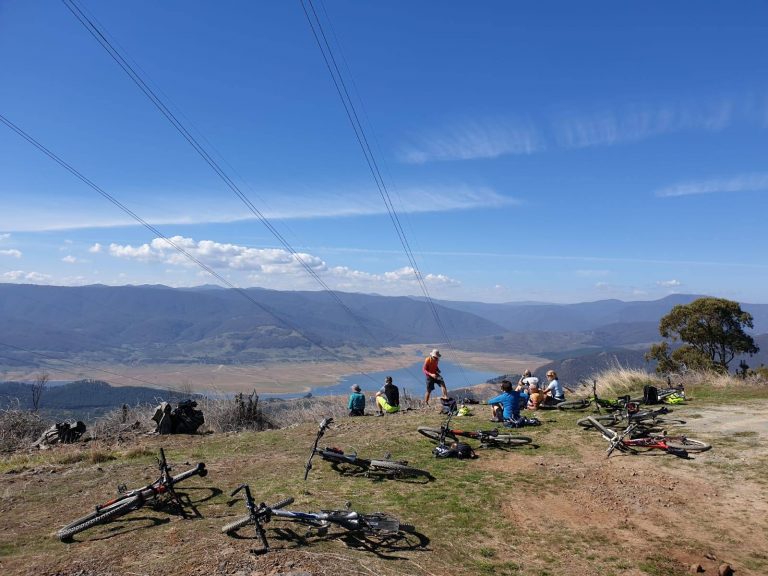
left=0, top=249, right=22, bottom=258
left=554, top=100, right=732, bottom=149
left=61, top=255, right=79, bottom=264
left=399, top=119, right=542, bottom=164
left=1, top=270, right=52, bottom=282
left=0, top=233, right=10, bottom=241
left=89, top=243, right=103, bottom=253
left=106, top=236, right=460, bottom=294
left=655, top=173, right=768, bottom=197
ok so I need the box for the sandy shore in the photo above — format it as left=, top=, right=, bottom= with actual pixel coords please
left=5, top=345, right=550, bottom=394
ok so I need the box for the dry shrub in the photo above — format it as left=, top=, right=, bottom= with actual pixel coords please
left=0, top=403, right=49, bottom=453
left=88, top=403, right=156, bottom=443
left=588, top=367, right=663, bottom=397
left=199, top=391, right=274, bottom=433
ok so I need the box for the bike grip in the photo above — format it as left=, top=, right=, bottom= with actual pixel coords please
left=272, top=497, right=294, bottom=509
left=196, top=463, right=208, bottom=477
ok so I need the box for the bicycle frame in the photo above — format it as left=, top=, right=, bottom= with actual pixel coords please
left=57, top=448, right=208, bottom=541
left=224, top=485, right=402, bottom=554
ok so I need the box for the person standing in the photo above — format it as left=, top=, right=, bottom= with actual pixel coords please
left=348, top=384, right=366, bottom=416
left=423, top=348, right=448, bottom=406
left=375, top=376, right=400, bottom=416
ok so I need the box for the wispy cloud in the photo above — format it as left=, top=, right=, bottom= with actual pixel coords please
left=399, top=119, right=542, bottom=164
left=0, top=249, right=22, bottom=258
left=656, top=279, right=682, bottom=287
left=0, top=233, right=10, bottom=241
left=554, top=100, right=732, bottom=149
left=61, top=255, right=80, bottom=264
left=1, top=270, right=51, bottom=282
left=1, top=184, right=515, bottom=232
left=655, top=173, right=768, bottom=197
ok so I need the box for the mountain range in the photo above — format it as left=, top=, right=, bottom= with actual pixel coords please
left=1, top=283, right=766, bottom=374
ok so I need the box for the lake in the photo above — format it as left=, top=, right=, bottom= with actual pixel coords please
left=260, top=360, right=502, bottom=400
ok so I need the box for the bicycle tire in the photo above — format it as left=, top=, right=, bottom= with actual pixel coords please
left=489, top=435, right=533, bottom=446
left=557, top=399, right=591, bottom=411
left=369, top=460, right=432, bottom=478
left=58, top=494, right=142, bottom=540
left=417, top=427, right=457, bottom=443
left=664, top=437, right=712, bottom=453
left=221, top=515, right=253, bottom=534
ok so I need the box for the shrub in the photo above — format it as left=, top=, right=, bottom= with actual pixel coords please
left=0, top=403, right=49, bottom=453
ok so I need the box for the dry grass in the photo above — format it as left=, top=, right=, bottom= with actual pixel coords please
left=0, top=403, right=48, bottom=453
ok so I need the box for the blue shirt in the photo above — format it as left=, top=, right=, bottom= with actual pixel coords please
left=487, top=390, right=521, bottom=420
left=348, top=391, right=366, bottom=411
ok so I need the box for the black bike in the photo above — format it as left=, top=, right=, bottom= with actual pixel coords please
left=57, top=448, right=207, bottom=541
left=222, top=484, right=416, bottom=554
left=304, top=417, right=432, bottom=480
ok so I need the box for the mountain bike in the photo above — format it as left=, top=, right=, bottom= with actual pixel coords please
left=586, top=417, right=711, bottom=458
left=222, top=484, right=415, bottom=554
left=576, top=403, right=685, bottom=430
left=556, top=379, right=639, bottom=411
left=57, top=447, right=207, bottom=541
left=417, top=411, right=532, bottom=448
left=304, top=417, right=432, bottom=480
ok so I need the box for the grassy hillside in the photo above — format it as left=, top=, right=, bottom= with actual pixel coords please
left=2, top=370, right=768, bottom=576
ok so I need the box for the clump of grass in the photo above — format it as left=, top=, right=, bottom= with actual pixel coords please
left=0, top=403, right=49, bottom=453
left=88, top=403, right=155, bottom=443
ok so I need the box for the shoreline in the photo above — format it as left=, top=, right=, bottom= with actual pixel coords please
left=3, top=345, right=551, bottom=394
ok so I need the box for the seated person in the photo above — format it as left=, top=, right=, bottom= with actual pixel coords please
left=487, top=380, right=521, bottom=422
left=527, top=382, right=544, bottom=410
left=348, top=384, right=366, bottom=416
left=375, top=376, right=400, bottom=415
left=542, top=370, right=565, bottom=404
left=520, top=374, right=539, bottom=408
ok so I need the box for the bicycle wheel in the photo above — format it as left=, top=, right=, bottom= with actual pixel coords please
left=488, top=435, right=532, bottom=446
left=369, top=460, right=432, bottom=479
left=319, top=450, right=369, bottom=474
left=417, top=427, right=457, bottom=443
left=664, top=437, right=712, bottom=453
left=221, top=515, right=253, bottom=534
left=57, top=494, right=142, bottom=541
left=557, top=399, right=591, bottom=411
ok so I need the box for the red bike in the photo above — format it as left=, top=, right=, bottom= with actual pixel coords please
left=587, top=417, right=711, bottom=458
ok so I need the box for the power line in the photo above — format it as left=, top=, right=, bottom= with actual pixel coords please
left=60, top=0, right=423, bottom=385
left=0, top=113, right=382, bottom=387
left=299, top=0, right=471, bottom=387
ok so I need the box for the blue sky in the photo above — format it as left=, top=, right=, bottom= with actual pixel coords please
left=1, top=1, right=767, bottom=304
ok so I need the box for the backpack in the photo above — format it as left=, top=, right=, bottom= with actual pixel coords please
left=440, top=397, right=458, bottom=415
left=171, top=400, right=205, bottom=434
left=504, top=415, right=540, bottom=428
left=643, top=385, right=659, bottom=404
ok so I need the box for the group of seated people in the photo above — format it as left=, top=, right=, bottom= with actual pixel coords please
left=487, top=369, right=564, bottom=422
left=348, top=369, right=564, bottom=422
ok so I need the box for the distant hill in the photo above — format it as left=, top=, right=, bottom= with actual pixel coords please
left=1, top=284, right=765, bottom=379
left=0, top=284, right=506, bottom=364
left=435, top=294, right=768, bottom=334
left=0, top=379, right=200, bottom=420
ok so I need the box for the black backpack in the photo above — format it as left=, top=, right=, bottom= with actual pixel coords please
left=440, top=397, right=458, bottom=415
left=643, top=385, right=659, bottom=404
